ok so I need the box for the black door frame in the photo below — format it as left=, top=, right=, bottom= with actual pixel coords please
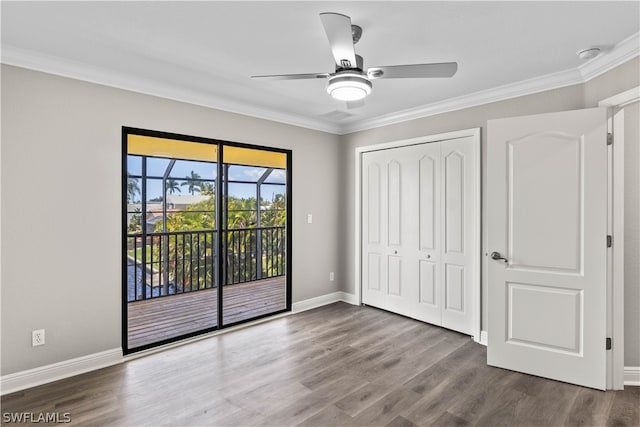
left=121, top=126, right=292, bottom=354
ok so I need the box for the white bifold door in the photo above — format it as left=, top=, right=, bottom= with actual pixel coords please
left=362, top=137, right=477, bottom=335
left=487, top=108, right=608, bottom=390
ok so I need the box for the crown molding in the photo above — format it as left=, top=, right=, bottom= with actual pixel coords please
left=1, top=45, right=342, bottom=135
left=339, top=66, right=584, bottom=134
left=2, top=32, right=638, bottom=136
left=340, top=31, right=639, bottom=134
left=579, top=32, right=640, bottom=82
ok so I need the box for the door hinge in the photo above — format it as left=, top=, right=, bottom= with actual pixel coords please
left=607, top=235, right=613, bottom=248
left=606, top=337, right=612, bottom=350
left=607, top=133, right=613, bottom=146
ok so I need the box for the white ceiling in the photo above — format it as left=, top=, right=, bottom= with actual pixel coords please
left=2, top=1, right=639, bottom=134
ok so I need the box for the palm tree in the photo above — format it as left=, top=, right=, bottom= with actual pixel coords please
left=200, top=182, right=215, bottom=196
left=180, top=171, right=202, bottom=195
left=166, top=178, right=181, bottom=195
left=127, top=173, right=141, bottom=203
left=261, top=193, right=286, bottom=227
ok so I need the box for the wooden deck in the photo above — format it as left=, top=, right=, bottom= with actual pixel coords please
left=127, top=276, right=286, bottom=349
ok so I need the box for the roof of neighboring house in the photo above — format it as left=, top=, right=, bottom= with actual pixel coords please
left=146, top=208, right=179, bottom=219
left=166, top=195, right=210, bottom=205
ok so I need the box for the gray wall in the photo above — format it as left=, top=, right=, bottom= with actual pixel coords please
left=1, top=65, right=343, bottom=375
left=340, top=57, right=640, bottom=366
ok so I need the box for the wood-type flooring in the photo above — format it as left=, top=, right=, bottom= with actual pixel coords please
left=2, top=302, right=638, bottom=426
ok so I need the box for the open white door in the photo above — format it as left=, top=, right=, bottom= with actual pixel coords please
left=487, top=108, right=608, bottom=390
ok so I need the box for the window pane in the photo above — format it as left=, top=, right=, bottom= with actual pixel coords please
left=146, top=157, right=171, bottom=178
left=264, top=169, right=286, bottom=184
left=227, top=183, right=257, bottom=229
left=126, top=175, right=142, bottom=204
left=260, top=185, right=286, bottom=227
left=169, top=159, right=217, bottom=183
left=146, top=178, right=164, bottom=232
left=228, top=165, right=267, bottom=182
left=127, top=155, right=142, bottom=176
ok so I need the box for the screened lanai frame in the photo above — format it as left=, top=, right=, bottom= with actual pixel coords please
left=121, top=126, right=292, bottom=354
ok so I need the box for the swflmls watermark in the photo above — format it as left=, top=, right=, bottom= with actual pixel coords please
left=2, top=412, right=71, bottom=424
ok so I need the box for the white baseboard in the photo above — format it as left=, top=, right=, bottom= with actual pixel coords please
left=338, top=291, right=359, bottom=306
left=477, top=330, right=488, bottom=346
left=624, top=366, right=640, bottom=386
left=1, top=348, right=122, bottom=396
left=291, top=291, right=360, bottom=313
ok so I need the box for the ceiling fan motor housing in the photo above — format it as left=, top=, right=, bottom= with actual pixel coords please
left=337, top=54, right=364, bottom=73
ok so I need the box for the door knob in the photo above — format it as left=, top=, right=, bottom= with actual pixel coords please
left=490, top=251, right=508, bottom=263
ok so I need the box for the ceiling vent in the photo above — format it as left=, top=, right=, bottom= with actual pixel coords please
left=319, top=110, right=355, bottom=121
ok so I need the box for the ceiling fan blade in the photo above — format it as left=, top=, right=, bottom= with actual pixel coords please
left=346, top=99, right=365, bottom=109
left=367, top=62, right=458, bottom=79
left=320, top=12, right=357, bottom=69
left=251, top=73, right=330, bottom=80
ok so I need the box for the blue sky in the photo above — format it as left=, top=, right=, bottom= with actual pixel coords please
left=127, top=155, right=286, bottom=201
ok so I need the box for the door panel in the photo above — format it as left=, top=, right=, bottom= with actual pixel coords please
left=419, top=154, right=438, bottom=251
left=444, top=151, right=465, bottom=254
left=367, top=163, right=381, bottom=245
left=508, top=132, right=582, bottom=272
left=507, top=283, right=582, bottom=354
left=388, top=256, right=402, bottom=297
left=445, top=263, right=465, bottom=312
left=487, top=107, right=607, bottom=390
left=388, top=160, right=402, bottom=247
left=419, top=260, right=437, bottom=305
left=367, top=253, right=382, bottom=291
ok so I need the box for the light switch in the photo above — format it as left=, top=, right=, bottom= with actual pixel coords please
left=307, top=214, right=313, bottom=224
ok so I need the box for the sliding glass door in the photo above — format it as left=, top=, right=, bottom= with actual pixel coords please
left=221, top=148, right=288, bottom=325
left=123, top=128, right=291, bottom=353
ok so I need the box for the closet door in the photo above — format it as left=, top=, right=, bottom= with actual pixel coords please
left=386, top=146, right=419, bottom=315
left=412, top=143, right=442, bottom=325
left=362, top=138, right=476, bottom=336
left=440, top=137, right=475, bottom=334
left=362, top=147, right=417, bottom=315
left=362, top=150, right=388, bottom=309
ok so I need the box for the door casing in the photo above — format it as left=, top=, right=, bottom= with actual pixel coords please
left=599, top=86, right=639, bottom=389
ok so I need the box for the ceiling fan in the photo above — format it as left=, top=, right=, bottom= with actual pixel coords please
left=251, top=12, right=458, bottom=105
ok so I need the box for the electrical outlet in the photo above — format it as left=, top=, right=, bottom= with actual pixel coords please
left=329, top=272, right=334, bottom=281
left=32, top=329, right=45, bottom=347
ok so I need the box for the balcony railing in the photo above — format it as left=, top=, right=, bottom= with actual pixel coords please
left=127, top=226, right=286, bottom=302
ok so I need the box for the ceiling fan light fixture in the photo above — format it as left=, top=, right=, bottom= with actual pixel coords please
left=327, top=72, right=372, bottom=101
